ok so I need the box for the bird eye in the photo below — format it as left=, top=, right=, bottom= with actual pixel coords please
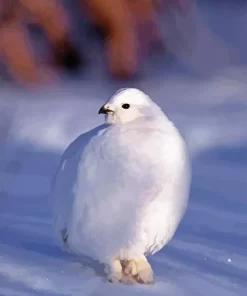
left=122, top=103, right=130, bottom=109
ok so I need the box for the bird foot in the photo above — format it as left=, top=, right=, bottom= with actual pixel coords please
left=105, top=260, right=123, bottom=283
left=105, top=260, right=139, bottom=284
left=122, top=256, right=154, bottom=284
left=106, top=256, right=154, bottom=284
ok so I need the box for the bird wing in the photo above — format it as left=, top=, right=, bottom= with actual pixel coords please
left=51, top=124, right=107, bottom=246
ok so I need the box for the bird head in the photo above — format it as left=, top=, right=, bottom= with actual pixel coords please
left=98, top=88, right=164, bottom=125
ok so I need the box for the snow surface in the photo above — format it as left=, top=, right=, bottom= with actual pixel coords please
left=1, top=69, right=247, bottom=295
left=1, top=1, right=247, bottom=295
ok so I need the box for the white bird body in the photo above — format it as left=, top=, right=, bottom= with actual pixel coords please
left=52, top=89, right=191, bottom=283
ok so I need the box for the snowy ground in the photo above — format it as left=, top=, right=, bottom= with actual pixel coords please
left=1, top=69, right=247, bottom=296
left=1, top=1, right=247, bottom=295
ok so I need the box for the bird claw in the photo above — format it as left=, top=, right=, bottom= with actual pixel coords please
left=108, top=273, right=138, bottom=285
left=107, top=272, right=122, bottom=283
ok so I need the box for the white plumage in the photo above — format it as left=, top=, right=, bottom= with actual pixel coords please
left=52, top=88, right=191, bottom=284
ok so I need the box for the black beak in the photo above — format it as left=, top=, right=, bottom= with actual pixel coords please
left=98, top=106, right=107, bottom=114
left=98, top=105, right=113, bottom=114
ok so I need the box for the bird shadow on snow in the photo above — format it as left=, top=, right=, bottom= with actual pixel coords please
left=0, top=139, right=247, bottom=295
left=0, top=145, right=106, bottom=296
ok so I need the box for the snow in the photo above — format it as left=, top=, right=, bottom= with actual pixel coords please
left=1, top=69, right=247, bottom=295
left=1, top=1, right=247, bottom=295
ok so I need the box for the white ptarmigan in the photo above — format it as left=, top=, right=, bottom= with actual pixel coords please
left=52, top=88, right=191, bottom=284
